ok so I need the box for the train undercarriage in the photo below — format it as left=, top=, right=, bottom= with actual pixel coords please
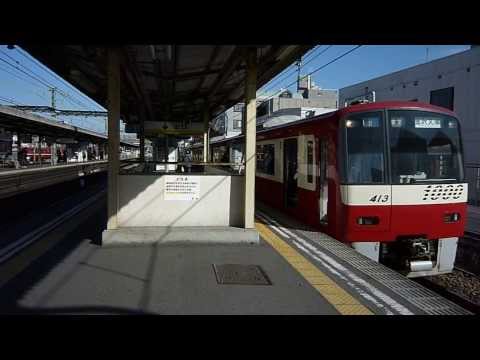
left=353, top=237, right=459, bottom=277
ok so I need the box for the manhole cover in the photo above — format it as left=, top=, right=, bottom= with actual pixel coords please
left=213, top=264, right=271, bottom=285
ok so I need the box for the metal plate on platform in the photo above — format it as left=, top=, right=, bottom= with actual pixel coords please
left=213, top=264, right=271, bottom=285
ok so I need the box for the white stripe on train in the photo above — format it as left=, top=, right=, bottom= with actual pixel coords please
left=340, top=184, right=468, bottom=206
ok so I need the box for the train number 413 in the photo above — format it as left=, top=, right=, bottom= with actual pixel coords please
left=369, top=194, right=389, bottom=203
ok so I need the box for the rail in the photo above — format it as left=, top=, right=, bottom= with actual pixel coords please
left=0, top=189, right=106, bottom=266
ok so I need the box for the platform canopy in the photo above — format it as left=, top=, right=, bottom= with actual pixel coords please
left=19, top=45, right=312, bottom=134
left=0, top=105, right=136, bottom=146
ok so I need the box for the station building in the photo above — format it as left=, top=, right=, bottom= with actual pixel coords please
left=339, top=46, right=480, bottom=205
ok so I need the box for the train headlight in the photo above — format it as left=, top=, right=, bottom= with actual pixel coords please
left=443, top=213, right=460, bottom=223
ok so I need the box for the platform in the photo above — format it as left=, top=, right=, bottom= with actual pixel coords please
left=102, top=226, right=259, bottom=245
left=0, top=161, right=108, bottom=199
left=0, top=200, right=471, bottom=315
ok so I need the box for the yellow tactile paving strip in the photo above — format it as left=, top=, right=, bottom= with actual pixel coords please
left=255, top=218, right=374, bottom=315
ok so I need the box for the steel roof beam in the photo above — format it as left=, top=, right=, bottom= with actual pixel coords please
left=206, top=46, right=244, bottom=102
left=142, top=68, right=222, bottom=81
left=122, top=47, right=155, bottom=122
left=194, top=46, right=222, bottom=95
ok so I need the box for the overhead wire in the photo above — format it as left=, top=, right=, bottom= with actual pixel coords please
left=257, top=45, right=363, bottom=105
left=258, top=46, right=321, bottom=92
left=300, top=45, right=333, bottom=69
left=308, top=45, right=363, bottom=77
left=0, top=49, right=58, bottom=88
left=0, top=64, right=45, bottom=89
left=259, top=45, right=334, bottom=98
left=0, top=46, right=108, bottom=133
left=258, top=46, right=322, bottom=96
left=15, top=47, right=104, bottom=110
left=302, top=45, right=323, bottom=62
left=0, top=48, right=95, bottom=111
left=0, top=51, right=88, bottom=110
left=0, top=56, right=54, bottom=90
left=0, top=95, right=25, bottom=106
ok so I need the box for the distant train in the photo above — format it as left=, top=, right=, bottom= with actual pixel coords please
left=0, top=141, right=53, bottom=165
left=22, top=145, right=52, bottom=163
left=211, top=101, right=468, bottom=277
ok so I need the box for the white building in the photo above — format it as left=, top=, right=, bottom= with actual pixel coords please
left=210, top=103, right=244, bottom=142
left=255, top=79, right=338, bottom=129
left=339, top=46, right=480, bottom=204
left=257, top=105, right=335, bottom=128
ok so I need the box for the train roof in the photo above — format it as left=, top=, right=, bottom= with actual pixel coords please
left=209, top=101, right=458, bottom=145
left=256, top=100, right=457, bottom=135
left=337, top=100, right=456, bottom=117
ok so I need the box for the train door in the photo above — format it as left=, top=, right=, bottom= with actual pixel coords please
left=318, top=138, right=328, bottom=224
left=283, top=138, right=298, bottom=207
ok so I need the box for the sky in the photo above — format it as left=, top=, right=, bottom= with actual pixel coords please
left=258, top=44, right=471, bottom=94
left=0, top=45, right=472, bottom=135
left=0, top=45, right=112, bottom=134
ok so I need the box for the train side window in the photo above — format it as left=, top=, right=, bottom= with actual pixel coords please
left=256, top=144, right=275, bottom=175
left=307, top=140, right=314, bottom=183
left=319, top=139, right=328, bottom=224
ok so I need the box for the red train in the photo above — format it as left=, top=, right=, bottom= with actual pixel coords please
left=213, top=101, right=467, bottom=277
left=22, top=145, right=52, bottom=163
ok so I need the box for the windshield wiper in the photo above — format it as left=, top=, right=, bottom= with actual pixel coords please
left=412, top=178, right=457, bottom=183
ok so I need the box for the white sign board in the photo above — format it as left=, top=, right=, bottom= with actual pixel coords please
left=164, top=176, right=200, bottom=201
left=415, top=118, right=441, bottom=128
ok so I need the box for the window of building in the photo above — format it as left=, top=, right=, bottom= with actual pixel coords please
left=279, top=90, right=292, bottom=98
left=307, top=141, right=314, bottom=183
left=430, top=87, right=454, bottom=110
left=256, top=144, right=275, bottom=175
left=213, top=145, right=229, bottom=163
left=257, top=102, right=269, bottom=117
left=234, top=103, right=244, bottom=112
left=233, top=119, right=242, bottom=130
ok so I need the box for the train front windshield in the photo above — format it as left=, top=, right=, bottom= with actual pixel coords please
left=389, top=110, right=463, bottom=184
left=342, top=109, right=464, bottom=184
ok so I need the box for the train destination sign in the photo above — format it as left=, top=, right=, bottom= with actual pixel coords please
left=415, top=118, right=442, bottom=128
left=164, top=176, right=201, bottom=201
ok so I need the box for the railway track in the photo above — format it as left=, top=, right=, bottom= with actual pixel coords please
left=0, top=190, right=106, bottom=266
left=456, top=232, right=480, bottom=275
left=464, top=231, right=480, bottom=241
left=415, top=267, right=480, bottom=314
left=0, top=172, right=107, bottom=271
left=0, top=160, right=133, bottom=270
left=413, top=232, right=480, bottom=314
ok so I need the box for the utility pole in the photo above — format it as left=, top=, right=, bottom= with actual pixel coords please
left=49, top=87, right=58, bottom=165
left=296, top=58, right=302, bottom=92
left=49, top=87, right=56, bottom=118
